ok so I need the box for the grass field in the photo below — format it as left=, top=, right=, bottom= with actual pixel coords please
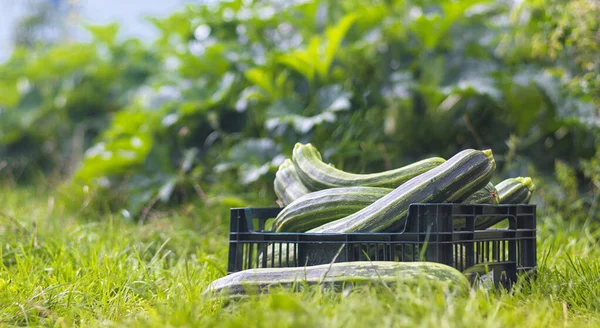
left=1, top=186, right=600, bottom=327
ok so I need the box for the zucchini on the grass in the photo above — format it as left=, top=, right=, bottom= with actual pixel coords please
left=309, top=148, right=497, bottom=233
left=203, top=261, right=470, bottom=298
left=292, top=143, right=446, bottom=190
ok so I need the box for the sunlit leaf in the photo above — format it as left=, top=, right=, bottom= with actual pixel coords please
left=207, top=72, right=236, bottom=106
left=318, top=13, right=358, bottom=78
left=245, top=68, right=275, bottom=97
left=85, top=23, right=120, bottom=45
left=0, top=81, right=20, bottom=107
left=25, top=44, right=97, bottom=79
left=278, top=49, right=315, bottom=82
left=75, top=111, right=157, bottom=182
left=410, top=14, right=443, bottom=50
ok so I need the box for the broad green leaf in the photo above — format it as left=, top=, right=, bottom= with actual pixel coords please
left=503, top=74, right=545, bottom=135
left=177, top=44, right=231, bottom=78
left=179, top=73, right=236, bottom=115
left=245, top=68, right=275, bottom=97
left=265, top=98, right=304, bottom=117
left=441, top=77, right=502, bottom=102
left=307, top=36, right=321, bottom=64
left=227, top=138, right=281, bottom=165
left=0, top=81, right=19, bottom=107
left=147, top=12, right=192, bottom=40
left=117, top=169, right=177, bottom=216
left=85, top=23, right=120, bottom=45
left=318, top=13, right=358, bottom=78
left=216, top=138, right=282, bottom=185
left=410, top=14, right=443, bottom=50
left=24, top=44, right=96, bottom=79
left=275, top=70, right=289, bottom=93
left=75, top=110, right=158, bottom=182
left=207, top=72, right=236, bottom=106
left=75, top=132, right=154, bottom=182
left=315, top=85, right=352, bottom=113
left=265, top=85, right=351, bottom=135
left=278, top=51, right=315, bottom=83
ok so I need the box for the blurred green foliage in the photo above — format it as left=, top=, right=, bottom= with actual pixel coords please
left=0, top=0, right=598, bottom=218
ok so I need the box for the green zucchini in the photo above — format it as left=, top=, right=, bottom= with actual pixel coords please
left=203, top=261, right=470, bottom=297
left=453, top=182, right=499, bottom=229
left=463, top=182, right=499, bottom=205
left=292, top=143, right=446, bottom=190
left=309, top=149, right=496, bottom=233
left=258, top=243, right=297, bottom=268
left=274, top=159, right=311, bottom=206
left=470, top=177, right=536, bottom=230
left=497, top=177, right=536, bottom=204
left=273, top=187, right=393, bottom=232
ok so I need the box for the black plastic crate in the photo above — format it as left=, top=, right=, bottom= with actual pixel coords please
left=227, top=204, right=536, bottom=288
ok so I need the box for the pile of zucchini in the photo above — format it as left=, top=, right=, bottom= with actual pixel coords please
left=205, top=144, right=536, bottom=298
left=274, top=143, right=536, bottom=233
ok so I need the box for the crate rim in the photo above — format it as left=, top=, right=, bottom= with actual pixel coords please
left=230, top=203, right=537, bottom=236
left=230, top=203, right=538, bottom=211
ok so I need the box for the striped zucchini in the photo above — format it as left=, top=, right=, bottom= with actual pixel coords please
left=274, top=159, right=311, bottom=206
left=203, top=261, right=470, bottom=297
left=497, top=177, right=536, bottom=204
left=292, top=143, right=446, bottom=190
left=258, top=243, right=296, bottom=268
left=470, top=177, right=536, bottom=230
left=453, top=182, right=500, bottom=229
left=463, top=182, right=499, bottom=205
left=309, top=149, right=496, bottom=233
left=273, top=187, right=393, bottom=232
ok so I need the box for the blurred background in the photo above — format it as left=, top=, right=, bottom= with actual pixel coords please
left=0, top=0, right=598, bottom=222
left=0, top=0, right=202, bottom=61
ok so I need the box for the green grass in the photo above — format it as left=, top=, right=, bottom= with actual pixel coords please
left=1, top=186, right=600, bottom=327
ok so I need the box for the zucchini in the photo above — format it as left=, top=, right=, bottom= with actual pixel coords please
left=497, top=177, right=536, bottom=204
left=470, top=177, right=536, bottom=230
left=273, top=187, right=393, bottom=232
left=259, top=243, right=296, bottom=268
left=309, top=149, right=496, bottom=233
left=292, top=143, right=446, bottom=190
left=453, top=182, right=499, bottom=229
left=203, top=261, right=470, bottom=297
left=463, top=182, right=499, bottom=205
left=274, top=159, right=311, bottom=206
